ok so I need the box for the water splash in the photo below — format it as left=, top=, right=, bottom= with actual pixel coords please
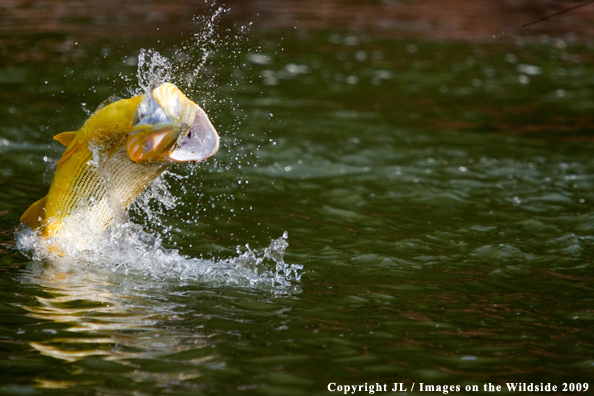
left=16, top=221, right=302, bottom=288
left=188, top=6, right=228, bottom=84
left=136, top=49, right=173, bottom=95
left=132, top=6, right=229, bottom=97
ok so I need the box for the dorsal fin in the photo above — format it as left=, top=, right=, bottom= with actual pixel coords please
left=53, top=131, right=76, bottom=147
left=20, top=195, right=47, bottom=230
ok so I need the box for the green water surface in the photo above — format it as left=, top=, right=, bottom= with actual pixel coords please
left=1, top=27, right=594, bottom=395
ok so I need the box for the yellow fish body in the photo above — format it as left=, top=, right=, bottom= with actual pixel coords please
left=20, top=83, right=219, bottom=238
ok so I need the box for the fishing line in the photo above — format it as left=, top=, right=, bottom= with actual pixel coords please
left=522, top=0, right=594, bottom=27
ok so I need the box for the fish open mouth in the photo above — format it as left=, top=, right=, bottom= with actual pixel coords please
left=127, top=83, right=219, bottom=164
left=166, top=106, right=219, bottom=163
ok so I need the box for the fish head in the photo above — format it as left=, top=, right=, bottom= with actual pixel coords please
left=127, top=83, right=220, bottom=164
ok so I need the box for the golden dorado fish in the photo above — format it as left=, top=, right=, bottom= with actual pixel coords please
left=20, top=83, right=219, bottom=238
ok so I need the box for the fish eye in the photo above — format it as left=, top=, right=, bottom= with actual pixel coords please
left=132, top=108, right=144, bottom=126
left=133, top=100, right=151, bottom=125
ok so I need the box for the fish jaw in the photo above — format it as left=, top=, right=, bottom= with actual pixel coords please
left=126, top=83, right=219, bottom=164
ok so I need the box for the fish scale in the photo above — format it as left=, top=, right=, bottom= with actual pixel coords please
left=54, top=147, right=166, bottom=233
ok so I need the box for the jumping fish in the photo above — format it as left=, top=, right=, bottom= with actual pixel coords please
left=20, top=83, right=219, bottom=239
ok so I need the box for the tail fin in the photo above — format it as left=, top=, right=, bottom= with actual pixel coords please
left=20, top=196, right=47, bottom=230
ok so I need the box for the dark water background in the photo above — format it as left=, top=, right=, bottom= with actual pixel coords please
left=1, top=1, right=594, bottom=395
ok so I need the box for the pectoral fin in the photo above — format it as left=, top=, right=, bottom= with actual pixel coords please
left=126, top=123, right=178, bottom=164
left=53, top=131, right=77, bottom=147
left=20, top=195, right=47, bottom=230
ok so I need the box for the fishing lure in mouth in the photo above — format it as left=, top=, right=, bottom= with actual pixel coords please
left=20, top=83, right=220, bottom=238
